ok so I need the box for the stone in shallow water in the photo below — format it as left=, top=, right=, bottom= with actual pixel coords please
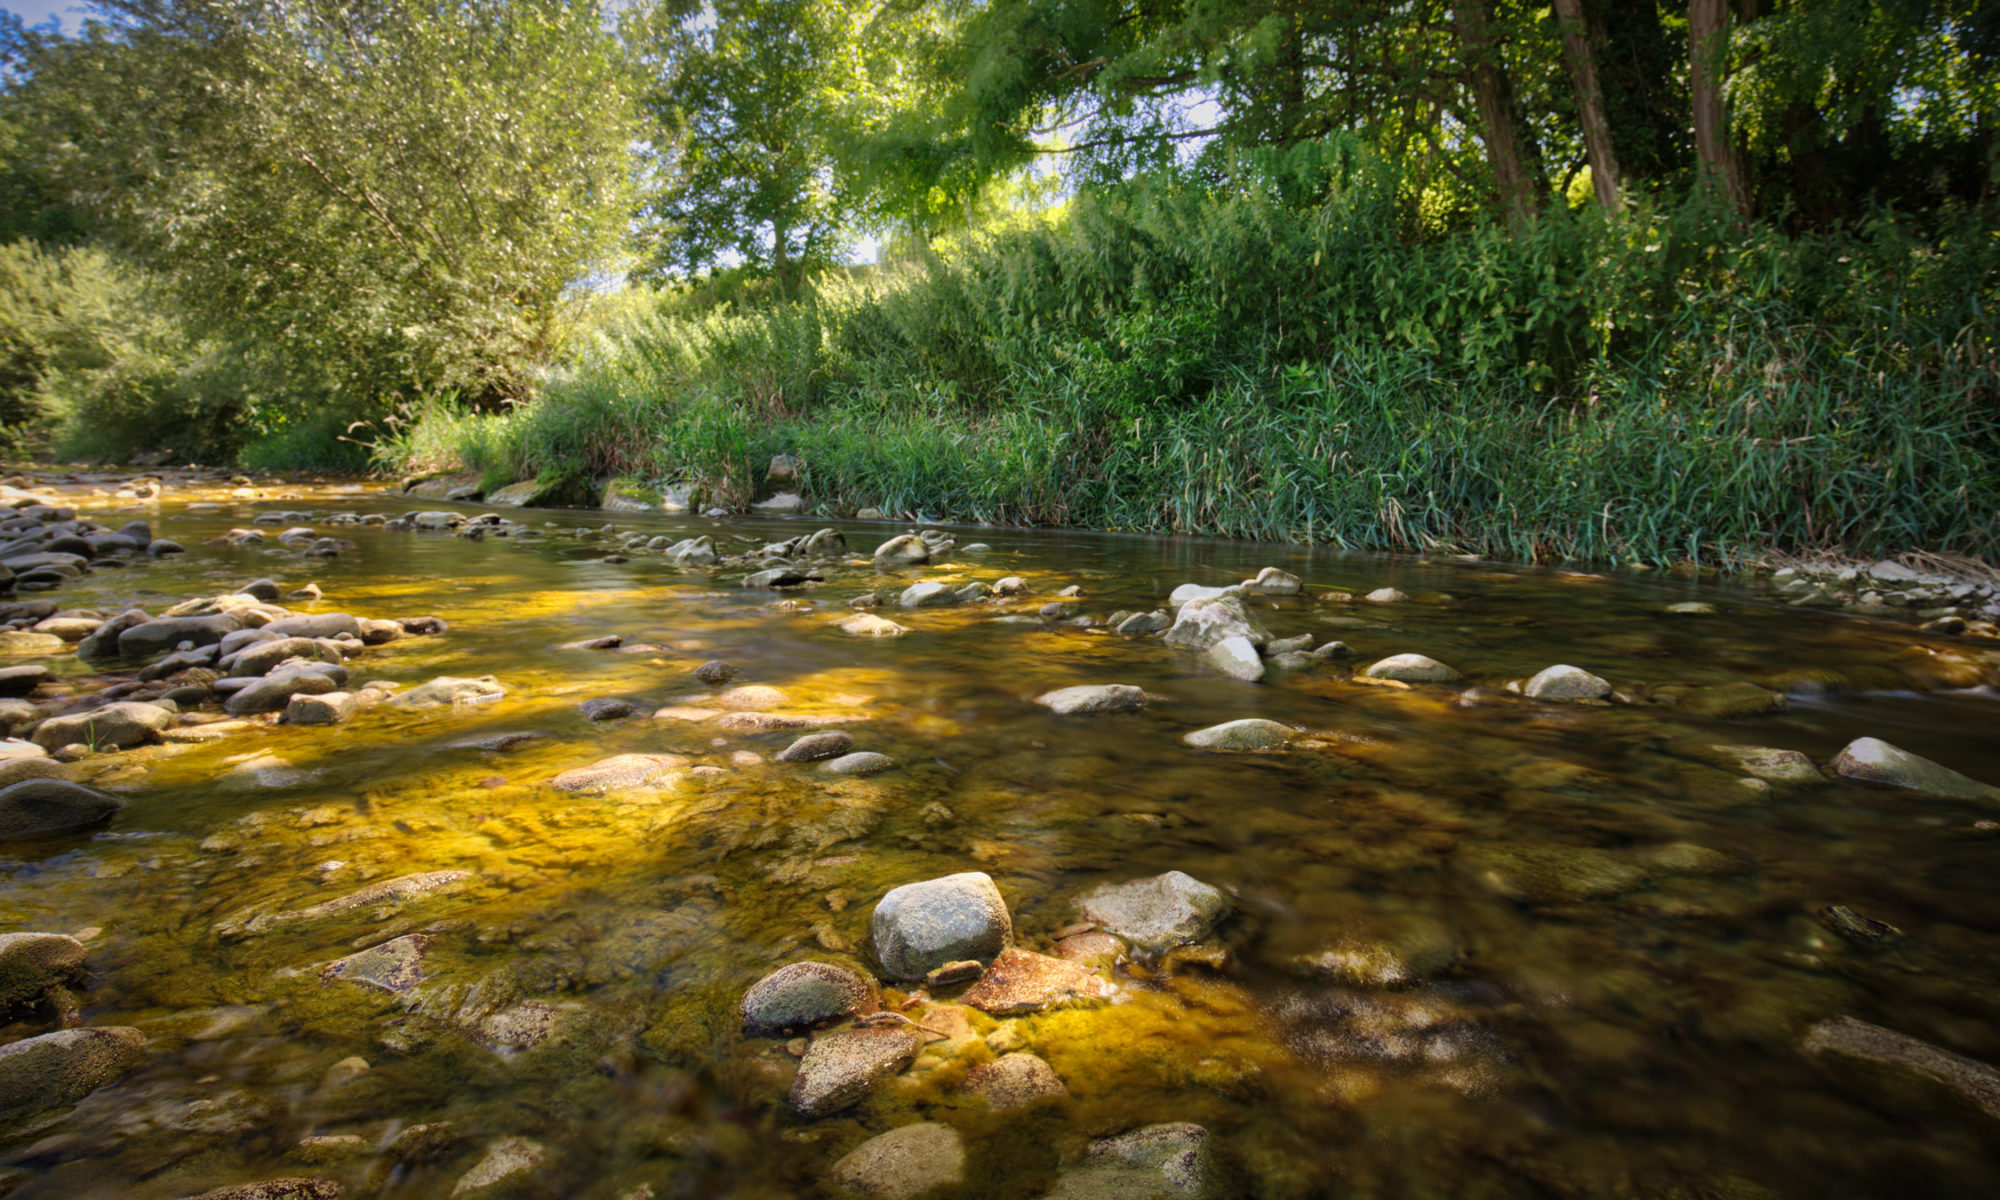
left=1035, top=684, right=1146, bottom=716
left=829, top=1122, right=965, bottom=1199
left=577, top=697, right=640, bottom=721
left=965, top=1051, right=1068, bottom=1108
left=872, top=534, right=930, bottom=566
left=451, top=1136, right=545, bottom=1197
left=740, top=961, right=877, bottom=1035
left=1460, top=843, right=1646, bottom=904
left=776, top=731, right=854, bottom=763
left=1364, top=653, right=1460, bottom=683
left=1045, top=1123, right=1212, bottom=1200
left=837, top=613, right=908, bottom=637
left=1243, top=566, right=1302, bottom=595
left=1706, top=745, right=1825, bottom=785
left=692, top=659, right=738, bottom=685
left=550, top=753, right=687, bottom=793
left=788, top=1026, right=920, bottom=1117
left=286, top=691, right=356, bottom=725
left=872, top=871, right=1013, bottom=980
left=1804, top=1015, right=2000, bottom=1122
left=715, top=685, right=788, bottom=711
left=183, top=1181, right=344, bottom=1200
left=898, top=581, right=957, bottom=608
left=1831, top=737, right=2000, bottom=802
left=822, top=751, right=896, bottom=777
left=1162, top=595, right=1270, bottom=650
left=1675, top=682, right=1787, bottom=719
left=1523, top=664, right=1611, bottom=701
left=0, top=779, right=121, bottom=841
left=0, top=1026, right=147, bottom=1123
left=31, top=700, right=172, bottom=750
left=1206, top=635, right=1264, bottom=681
left=1076, top=871, right=1231, bottom=954
left=0, top=931, right=86, bottom=1008
left=1184, top=718, right=1292, bottom=750
left=322, top=934, right=430, bottom=994
left=391, top=676, right=505, bottom=708
left=959, top=947, right=1113, bottom=1016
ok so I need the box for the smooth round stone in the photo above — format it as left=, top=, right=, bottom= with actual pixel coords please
left=964, top=1051, right=1067, bottom=1108
left=872, top=871, right=1013, bottom=980
left=1364, top=653, right=1460, bottom=683
left=1075, top=871, right=1231, bottom=954
left=897, top=581, right=956, bottom=608
left=1034, top=684, right=1146, bottom=715
left=1184, top=718, right=1292, bottom=750
left=0, top=932, right=85, bottom=1008
left=872, top=535, right=930, bottom=566
left=740, top=961, right=877, bottom=1035
left=829, top=1122, right=965, bottom=1199
left=1523, top=664, right=1611, bottom=701
left=1364, top=587, right=1408, bottom=603
left=1831, top=737, right=2000, bottom=801
left=822, top=751, right=896, bottom=777
left=776, top=732, right=854, bottom=763
left=0, top=778, right=122, bottom=841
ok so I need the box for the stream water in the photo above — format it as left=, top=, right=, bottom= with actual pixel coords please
left=2, top=475, right=1998, bottom=1199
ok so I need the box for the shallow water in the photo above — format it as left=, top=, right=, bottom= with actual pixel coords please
left=3, top=478, right=1999, bottom=1199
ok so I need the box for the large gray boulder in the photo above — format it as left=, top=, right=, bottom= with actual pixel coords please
left=0, top=1026, right=146, bottom=1122
left=31, top=700, right=172, bottom=750
left=1831, top=737, right=2000, bottom=801
left=73, top=609, right=150, bottom=660
left=0, top=779, right=120, bottom=840
left=872, top=871, right=1013, bottom=980
left=1076, top=871, right=1232, bottom=954
left=1163, top=595, right=1270, bottom=651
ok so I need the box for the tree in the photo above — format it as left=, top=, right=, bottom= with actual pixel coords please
left=1452, top=0, right=1545, bottom=226
left=1689, top=0, right=1749, bottom=216
left=17, top=0, right=636, bottom=407
left=1550, top=0, right=1621, bottom=210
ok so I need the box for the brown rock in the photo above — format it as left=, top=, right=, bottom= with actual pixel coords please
left=959, top=947, right=1114, bottom=1016
left=964, top=1052, right=1068, bottom=1109
left=787, top=1026, right=920, bottom=1117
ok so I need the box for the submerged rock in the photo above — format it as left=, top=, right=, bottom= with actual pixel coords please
left=1115, top=610, right=1170, bottom=636
left=1831, top=737, right=2000, bottom=801
left=322, top=934, right=431, bottom=994
left=741, top=962, right=878, bottom=1035
left=872, top=871, right=1013, bottom=980
left=964, top=1051, right=1068, bottom=1108
left=1184, top=718, right=1292, bottom=750
left=1707, top=745, right=1826, bottom=786
left=788, top=1026, right=920, bottom=1117
left=0, top=932, right=86, bottom=1011
left=1364, top=654, right=1460, bottom=683
left=0, top=779, right=122, bottom=841
left=451, top=1137, right=546, bottom=1197
left=823, top=751, right=897, bottom=777
left=391, top=676, right=505, bottom=708
left=959, top=946, right=1114, bottom=1016
left=1460, top=843, right=1647, bottom=903
left=1076, top=871, right=1231, bottom=954
left=182, top=1181, right=344, bottom=1200
left=1035, top=684, right=1146, bottom=716
left=836, top=613, right=908, bottom=637
left=1523, top=664, right=1612, bottom=701
left=1045, top=1123, right=1212, bottom=1200
left=31, top=700, right=172, bottom=750
left=829, top=1122, right=965, bottom=1199
left=1804, top=1015, right=2000, bottom=1122
left=1675, top=682, right=1788, bottom=719
left=550, top=753, right=686, bottom=793
left=0, top=1026, right=146, bottom=1123
left=776, top=732, right=854, bottom=763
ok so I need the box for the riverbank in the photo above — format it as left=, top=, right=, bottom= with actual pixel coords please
left=0, top=465, right=1999, bottom=1196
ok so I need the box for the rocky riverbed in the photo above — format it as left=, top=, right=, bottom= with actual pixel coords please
left=0, top=467, right=1995, bottom=1198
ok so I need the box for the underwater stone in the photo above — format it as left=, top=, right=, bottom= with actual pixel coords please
left=740, top=961, right=878, bottom=1035
left=692, top=659, right=739, bottom=685
left=1364, top=654, right=1460, bottom=683
left=1805, top=1015, right=2000, bottom=1122
left=872, top=871, right=1013, bottom=980
left=390, top=676, right=505, bottom=708
left=1706, top=745, right=1826, bottom=785
left=451, top=1137, right=546, bottom=1197
left=1076, top=871, right=1232, bottom=954
left=959, top=947, right=1114, bottom=1016
left=1034, top=684, right=1146, bottom=716
left=776, top=731, right=854, bottom=763
left=964, top=1051, right=1068, bottom=1109
left=181, top=1179, right=344, bottom=1200
left=1831, top=737, right=2000, bottom=802
left=0, top=932, right=86, bottom=1011
left=550, top=753, right=687, bottom=793
left=788, top=1026, right=920, bottom=1118
left=836, top=613, right=908, bottom=637
left=1184, top=718, right=1293, bottom=751
left=829, top=1121, right=965, bottom=1198
left=0, top=778, right=122, bottom=841
left=1045, top=1123, right=1212, bottom=1200
left=322, top=934, right=431, bottom=994
left=822, top=751, right=896, bottom=777
left=1524, top=664, right=1612, bottom=701
left=0, top=1026, right=146, bottom=1123
left=1674, top=682, right=1788, bottom=719
left=1460, top=843, right=1647, bottom=904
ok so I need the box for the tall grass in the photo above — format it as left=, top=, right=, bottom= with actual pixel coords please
left=379, top=153, right=2000, bottom=565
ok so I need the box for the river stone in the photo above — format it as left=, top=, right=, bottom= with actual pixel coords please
left=31, top=700, right=172, bottom=750
left=1676, top=682, right=1788, bottom=719
left=0, top=932, right=86, bottom=1009
left=1116, top=610, right=1170, bottom=635
left=1831, top=737, right=2000, bottom=801
left=1206, top=634, right=1264, bottom=681
left=897, top=581, right=956, bottom=608
left=1045, top=1123, right=1212, bottom=1200
left=959, top=947, right=1114, bottom=1016
left=823, top=751, right=896, bottom=777
left=0, top=632, right=65, bottom=655
left=287, top=692, right=358, bottom=725
left=322, top=934, right=430, bottom=994
left=788, top=1026, right=921, bottom=1117
left=392, top=676, right=506, bottom=707
left=74, top=609, right=150, bottom=660
left=1167, top=583, right=1239, bottom=606
left=183, top=1180, right=344, bottom=1200
left=716, top=685, right=788, bottom=711
left=1707, top=745, right=1825, bottom=785
left=1364, top=587, right=1408, bottom=603
left=0, top=779, right=121, bottom=840
left=578, top=697, right=640, bottom=721
left=451, top=1137, right=545, bottom=1197
left=872, top=871, right=1013, bottom=980
left=117, top=614, right=242, bottom=659
left=873, top=535, right=930, bottom=566
left=226, top=668, right=339, bottom=715
left=0, top=754, right=64, bottom=791
left=1364, top=653, right=1460, bottom=683
left=1244, top=566, right=1303, bottom=595
left=740, top=962, right=878, bottom=1035
left=243, top=871, right=475, bottom=936
left=837, top=613, right=908, bottom=637
left=1035, top=684, right=1146, bottom=716
left=0, top=702, right=40, bottom=739
left=228, top=638, right=338, bottom=677
left=744, top=566, right=811, bottom=589
left=0, top=1026, right=146, bottom=1123
left=550, top=753, right=687, bottom=793
left=1524, top=664, right=1612, bottom=700
left=1460, top=843, right=1647, bottom=903
left=1076, top=872, right=1231, bottom=954
left=1805, top=1015, right=2000, bottom=1122
left=829, top=1122, right=965, bottom=1198
left=1163, top=595, right=1270, bottom=650
left=1666, top=601, right=1718, bottom=615
left=965, top=1051, right=1068, bottom=1109
left=777, top=732, right=854, bottom=763
left=262, top=613, right=363, bottom=641
left=32, top=617, right=99, bottom=643
left=1184, top=718, right=1292, bottom=750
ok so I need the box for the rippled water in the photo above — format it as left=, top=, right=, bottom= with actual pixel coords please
left=3, top=477, right=1999, bottom=1199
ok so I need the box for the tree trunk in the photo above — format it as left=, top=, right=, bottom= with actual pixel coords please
left=1453, top=0, right=1542, bottom=229
left=1552, top=0, right=1622, bottom=211
left=1689, top=0, right=1748, bottom=216
left=772, top=219, right=790, bottom=294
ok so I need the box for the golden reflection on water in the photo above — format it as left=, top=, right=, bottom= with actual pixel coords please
left=0, top=479, right=1996, bottom=1196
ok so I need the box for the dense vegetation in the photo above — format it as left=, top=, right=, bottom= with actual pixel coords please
left=4, top=1, right=1998, bottom=563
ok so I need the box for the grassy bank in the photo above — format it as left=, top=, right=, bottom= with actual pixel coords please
left=376, top=161, right=2000, bottom=567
